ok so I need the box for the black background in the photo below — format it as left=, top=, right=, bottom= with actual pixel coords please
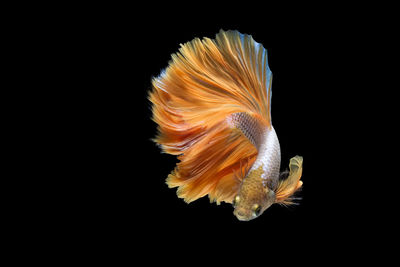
left=62, top=5, right=390, bottom=263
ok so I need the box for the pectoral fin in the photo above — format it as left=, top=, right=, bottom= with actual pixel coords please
left=275, top=156, right=303, bottom=205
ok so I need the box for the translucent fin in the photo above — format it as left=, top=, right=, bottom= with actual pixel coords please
left=275, top=156, right=303, bottom=205
left=149, top=30, right=272, bottom=203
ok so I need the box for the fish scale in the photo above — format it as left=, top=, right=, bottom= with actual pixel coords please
left=228, top=113, right=281, bottom=190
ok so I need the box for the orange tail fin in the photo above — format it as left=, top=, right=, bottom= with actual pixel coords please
left=149, top=30, right=272, bottom=204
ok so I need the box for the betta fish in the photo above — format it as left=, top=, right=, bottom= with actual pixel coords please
left=149, top=30, right=303, bottom=221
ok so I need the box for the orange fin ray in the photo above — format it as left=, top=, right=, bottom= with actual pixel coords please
left=149, top=30, right=272, bottom=203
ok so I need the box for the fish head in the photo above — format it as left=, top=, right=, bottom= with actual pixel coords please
left=232, top=184, right=275, bottom=221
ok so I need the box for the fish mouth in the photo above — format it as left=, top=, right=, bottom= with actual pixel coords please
left=236, top=215, right=250, bottom=221
left=233, top=210, right=251, bottom=221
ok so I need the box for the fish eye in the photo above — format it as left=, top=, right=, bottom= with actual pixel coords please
left=253, top=204, right=261, bottom=216
left=233, top=195, right=240, bottom=206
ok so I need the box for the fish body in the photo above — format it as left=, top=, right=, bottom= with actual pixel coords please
left=149, top=30, right=303, bottom=221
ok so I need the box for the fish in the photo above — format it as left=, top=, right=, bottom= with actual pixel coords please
left=149, top=30, right=303, bottom=221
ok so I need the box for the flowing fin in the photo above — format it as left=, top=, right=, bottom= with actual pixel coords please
left=275, top=156, right=303, bottom=205
left=149, top=30, right=272, bottom=204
